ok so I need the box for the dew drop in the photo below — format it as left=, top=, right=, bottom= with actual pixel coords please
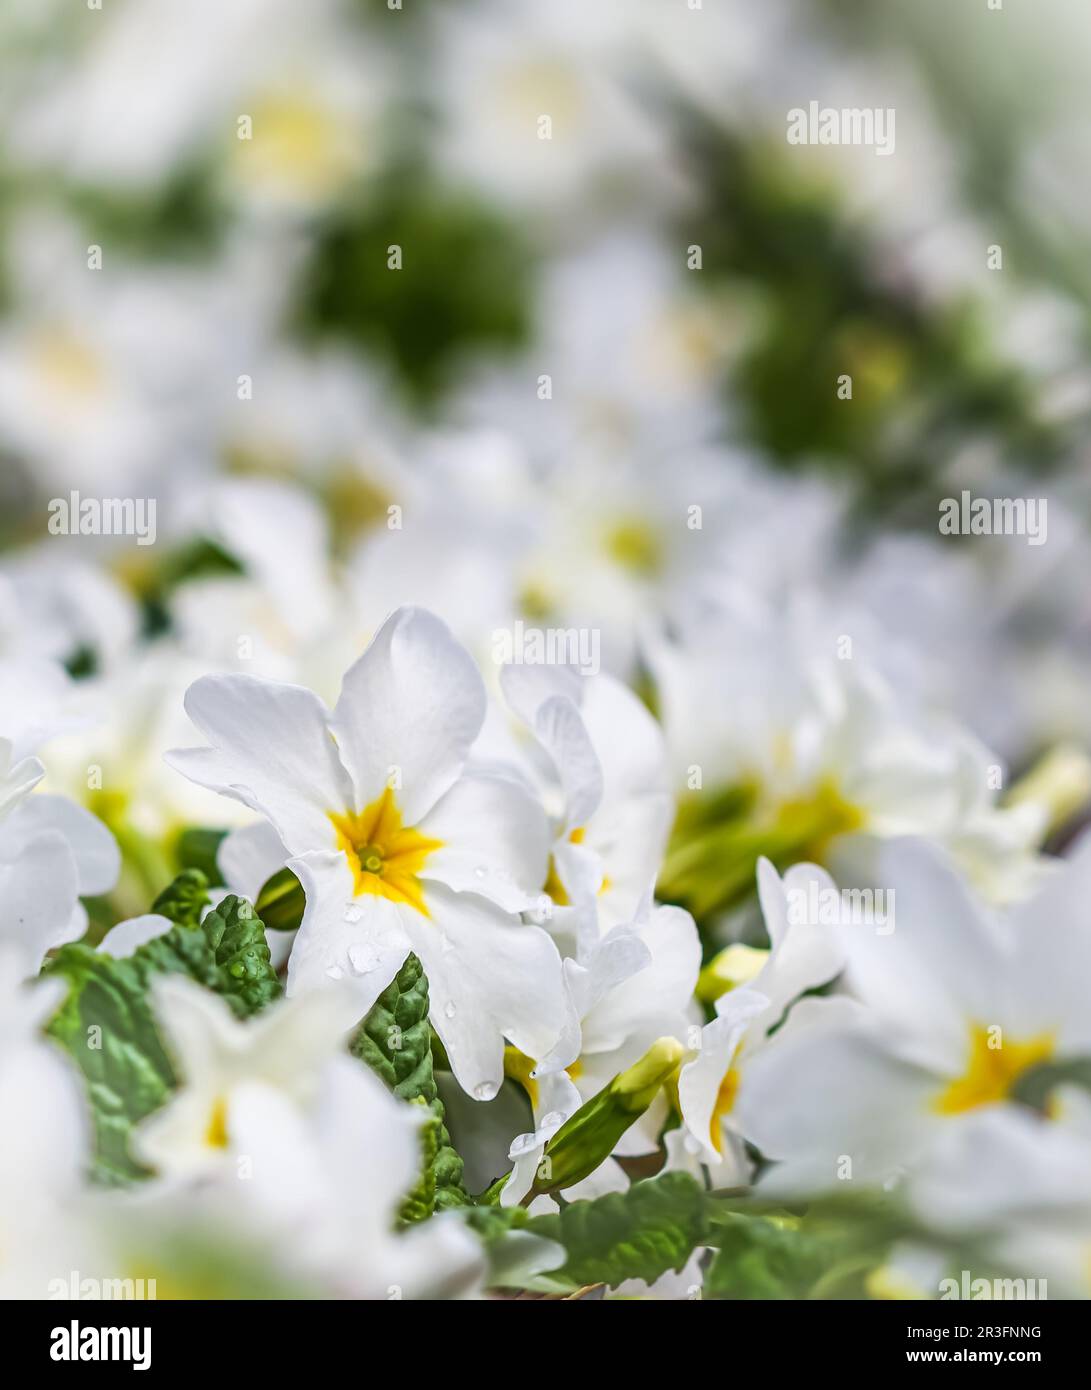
left=326, top=965, right=344, bottom=981
left=473, top=1081, right=498, bottom=1102
left=473, top=866, right=488, bottom=879
left=509, top=1132, right=537, bottom=1156
left=343, top=902, right=363, bottom=924
left=444, top=1000, right=457, bottom=1019
left=540, top=1110, right=564, bottom=1130
left=348, top=945, right=379, bottom=975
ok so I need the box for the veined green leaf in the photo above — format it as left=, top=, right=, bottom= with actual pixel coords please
left=524, top=1172, right=708, bottom=1292
left=349, top=952, right=469, bottom=1213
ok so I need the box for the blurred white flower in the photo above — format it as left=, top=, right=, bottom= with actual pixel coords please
left=134, top=974, right=358, bottom=1180
left=738, top=836, right=1091, bottom=1192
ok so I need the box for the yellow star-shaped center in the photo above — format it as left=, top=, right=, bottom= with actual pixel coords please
left=933, top=1024, right=1054, bottom=1115
left=329, top=788, right=443, bottom=917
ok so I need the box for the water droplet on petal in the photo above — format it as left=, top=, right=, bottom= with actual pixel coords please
left=444, top=1000, right=456, bottom=1019
left=540, top=1110, right=564, bottom=1131
left=473, top=1081, right=498, bottom=1102
left=348, top=945, right=379, bottom=975
left=473, top=865, right=488, bottom=879
left=343, top=902, right=363, bottom=924
left=326, top=965, right=345, bottom=981
left=509, top=1132, right=537, bottom=1156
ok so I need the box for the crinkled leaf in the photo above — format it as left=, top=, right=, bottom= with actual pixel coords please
left=349, top=952, right=469, bottom=1213
left=200, top=894, right=280, bottom=1015
left=150, top=867, right=211, bottom=928
left=703, top=1211, right=833, bottom=1300
left=524, top=1172, right=708, bottom=1292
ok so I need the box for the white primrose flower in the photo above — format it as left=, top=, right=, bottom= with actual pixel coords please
left=115, top=1044, right=484, bottom=1300
left=734, top=836, right=1091, bottom=1194
left=429, top=0, right=669, bottom=215
left=134, top=974, right=363, bottom=1179
left=0, top=554, right=139, bottom=676
left=502, top=887, right=701, bottom=1204
left=0, top=728, right=119, bottom=968
left=651, top=605, right=1045, bottom=910
left=498, top=662, right=672, bottom=935
left=903, top=1105, right=1091, bottom=1300
left=677, top=859, right=848, bottom=1182
left=167, top=605, right=571, bottom=1098
left=12, top=0, right=392, bottom=216
left=0, top=949, right=93, bottom=1298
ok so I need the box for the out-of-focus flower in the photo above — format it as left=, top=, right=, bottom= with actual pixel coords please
left=652, top=604, right=1046, bottom=914
left=0, top=950, right=92, bottom=1297
left=134, top=975, right=358, bottom=1179
left=738, top=836, right=1091, bottom=1193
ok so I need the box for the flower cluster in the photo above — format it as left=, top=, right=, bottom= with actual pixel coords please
left=2, top=0, right=1091, bottom=1303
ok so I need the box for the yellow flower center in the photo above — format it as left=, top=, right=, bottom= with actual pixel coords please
left=34, top=330, right=104, bottom=400
left=329, top=788, right=442, bottom=917
left=933, top=1025, right=1055, bottom=1115
left=542, top=826, right=610, bottom=906
left=709, top=1067, right=741, bottom=1154
left=237, top=92, right=360, bottom=197
left=604, top=518, right=664, bottom=578
left=204, top=1097, right=230, bottom=1149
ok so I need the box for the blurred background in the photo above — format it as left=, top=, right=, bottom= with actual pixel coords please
left=3, top=0, right=1091, bottom=919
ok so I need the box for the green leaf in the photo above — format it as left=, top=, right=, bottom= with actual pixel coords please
left=461, top=1203, right=567, bottom=1291
left=200, top=894, right=280, bottom=1015
left=173, top=828, right=229, bottom=884
left=255, top=866, right=305, bottom=932
left=703, top=1212, right=833, bottom=1300
left=349, top=953, right=469, bottom=1213
left=44, top=893, right=280, bottom=1183
left=524, top=1172, right=709, bottom=1291
left=398, top=1100, right=440, bottom=1225
left=150, top=868, right=211, bottom=928
left=1011, top=1055, right=1091, bottom=1113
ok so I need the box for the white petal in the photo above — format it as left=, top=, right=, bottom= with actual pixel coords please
left=579, top=674, right=669, bottom=800
left=678, top=988, right=769, bottom=1165
left=99, top=913, right=173, bottom=958
left=0, top=742, right=44, bottom=819
left=750, top=857, right=846, bottom=1030
left=167, top=672, right=351, bottom=855
left=837, top=837, right=1008, bottom=1068
left=0, top=828, right=80, bottom=967
left=218, top=819, right=289, bottom=899
left=408, top=883, right=569, bottom=1097
left=330, top=607, right=486, bottom=826
left=737, top=999, right=934, bottom=1189
left=418, top=771, right=550, bottom=911
left=582, top=904, right=700, bottom=1055
left=4, top=794, right=119, bottom=895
